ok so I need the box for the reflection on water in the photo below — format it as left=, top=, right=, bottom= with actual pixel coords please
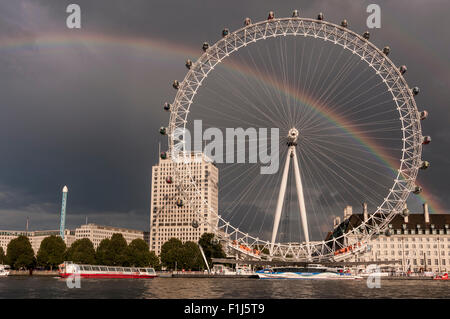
left=1, top=277, right=449, bottom=299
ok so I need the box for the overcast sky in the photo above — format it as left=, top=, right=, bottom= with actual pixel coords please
left=0, top=0, right=449, bottom=233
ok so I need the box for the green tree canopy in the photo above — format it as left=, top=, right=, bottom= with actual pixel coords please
left=0, top=246, right=7, bottom=264
left=148, top=251, right=161, bottom=271
left=198, top=233, right=226, bottom=266
left=94, top=233, right=128, bottom=266
left=96, top=238, right=112, bottom=265
left=125, top=238, right=160, bottom=269
left=160, top=238, right=205, bottom=271
left=36, top=235, right=67, bottom=270
left=160, top=238, right=183, bottom=270
left=65, top=238, right=96, bottom=264
left=6, top=235, right=36, bottom=269
left=181, top=241, right=204, bottom=271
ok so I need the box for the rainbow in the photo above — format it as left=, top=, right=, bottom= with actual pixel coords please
left=221, top=59, right=443, bottom=213
left=0, top=31, right=444, bottom=213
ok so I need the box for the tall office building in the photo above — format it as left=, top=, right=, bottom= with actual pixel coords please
left=149, top=152, right=219, bottom=255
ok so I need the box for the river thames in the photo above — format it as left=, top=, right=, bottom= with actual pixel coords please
left=1, top=277, right=449, bottom=298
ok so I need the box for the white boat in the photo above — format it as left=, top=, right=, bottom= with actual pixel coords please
left=211, top=264, right=255, bottom=276
left=359, top=272, right=390, bottom=277
left=58, top=261, right=156, bottom=279
left=0, top=265, right=10, bottom=277
left=256, top=265, right=362, bottom=280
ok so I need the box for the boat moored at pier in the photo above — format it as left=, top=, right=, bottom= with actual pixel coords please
left=256, top=264, right=362, bottom=280
left=0, top=265, right=10, bottom=277
left=58, top=261, right=156, bottom=279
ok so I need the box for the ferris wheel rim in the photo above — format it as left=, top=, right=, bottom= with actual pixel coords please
left=166, top=15, right=423, bottom=261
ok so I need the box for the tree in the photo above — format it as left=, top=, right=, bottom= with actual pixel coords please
left=160, top=238, right=183, bottom=270
left=125, top=238, right=160, bottom=269
left=65, top=238, right=96, bottom=264
left=95, top=233, right=128, bottom=266
left=148, top=251, right=161, bottom=270
left=181, top=241, right=204, bottom=270
left=160, top=238, right=205, bottom=271
left=108, top=233, right=128, bottom=266
left=0, top=246, right=7, bottom=264
left=36, top=235, right=66, bottom=270
left=96, top=238, right=112, bottom=265
left=198, top=233, right=226, bottom=266
left=6, top=235, right=36, bottom=269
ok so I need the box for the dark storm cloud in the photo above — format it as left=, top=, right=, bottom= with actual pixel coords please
left=0, top=0, right=449, bottom=234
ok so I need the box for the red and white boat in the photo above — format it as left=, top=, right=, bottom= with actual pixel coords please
left=58, top=261, right=156, bottom=279
left=434, top=273, right=449, bottom=280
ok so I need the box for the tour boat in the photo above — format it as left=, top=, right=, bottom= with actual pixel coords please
left=433, top=273, right=449, bottom=280
left=256, top=264, right=362, bottom=280
left=0, top=265, right=10, bottom=277
left=211, top=264, right=255, bottom=276
left=359, top=271, right=390, bottom=278
left=58, top=261, right=156, bottom=279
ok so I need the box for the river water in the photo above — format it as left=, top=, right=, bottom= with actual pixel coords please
left=0, top=276, right=449, bottom=299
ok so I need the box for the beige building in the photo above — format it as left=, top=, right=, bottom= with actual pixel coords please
left=149, top=152, right=219, bottom=255
left=330, top=203, right=450, bottom=273
left=74, top=224, right=145, bottom=249
left=1, top=224, right=144, bottom=254
left=0, top=229, right=74, bottom=255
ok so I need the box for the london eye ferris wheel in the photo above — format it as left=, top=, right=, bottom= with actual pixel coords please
left=159, top=11, right=430, bottom=261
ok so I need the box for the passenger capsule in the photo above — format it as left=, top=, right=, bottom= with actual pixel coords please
left=185, top=59, right=192, bottom=69
left=268, top=11, right=275, bottom=20
left=192, top=220, right=199, bottom=228
left=317, top=12, right=324, bottom=20
left=341, top=19, right=348, bottom=28
left=412, top=87, right=420, bottom=96
left=222, top=28, right=229, bottom=38
left=422, top=136, right=431, bottom=145
left=163, top=102, right=171, bottom=111
left=401, top=208, right=410, bottom=217
left=166, top=176, right=173, bottom=184
left=413, top=186, right=422, bottom=194
left=420, top=161, right=430, bottom=170
left=172, top=80, right=180, bottom=89
left=292, top=10, right=299, bottom=17
left=176, top=199, right=184, bottom=207
left=244, top=17, right=252, bottom=26
left=160, top=152, right=168, bottom=160
left=363, top=31, right=370, bottom=40
left=399, top=65, right=407, bottom=75
left=159, top=127, right=167, bottom=135
left=202, top=42, right=209, bottom=52
left=419, top=110, right=428, bottom=120
left=383, top=46, right=390, bottom=55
